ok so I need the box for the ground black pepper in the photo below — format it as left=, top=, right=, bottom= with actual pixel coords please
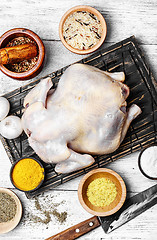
left=0, top=192, right=17, bottom=223
left=5, top=37, right=38, bottom=73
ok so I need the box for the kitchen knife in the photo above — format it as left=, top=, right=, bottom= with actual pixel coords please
left=45, top=184, right=157, bottom=240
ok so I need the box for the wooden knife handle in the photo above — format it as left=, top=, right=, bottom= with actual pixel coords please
left=45, top=216, right=100, bottom=240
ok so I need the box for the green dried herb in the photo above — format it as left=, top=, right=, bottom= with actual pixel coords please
left=51, top=209, right=67, bottom=224
left=35, top=197, right=42, bottom=211
left=31, top=210, right=51, bottom=224
left=0, top=192, right=17, bottom=223
left=29, top=197, right=67, bottom=225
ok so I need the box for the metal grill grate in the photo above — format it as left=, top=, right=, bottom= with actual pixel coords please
left=1, top=36, right=157, bottom=198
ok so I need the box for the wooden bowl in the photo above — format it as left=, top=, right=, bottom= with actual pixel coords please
left=0, top=187, right=22, bottom=234
left=10, top=157, right=45, bottom=192
left=0, top=28, right=45, bottom=80
left=78, top=168, right=126, bottom=216
left=59, top=5, right=107, bottom=55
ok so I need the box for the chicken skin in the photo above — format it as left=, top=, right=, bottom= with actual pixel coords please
left=22, top=64, right=141, bottom=173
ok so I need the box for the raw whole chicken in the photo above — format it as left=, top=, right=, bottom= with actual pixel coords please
left=22, top=64, right=141, bottom=173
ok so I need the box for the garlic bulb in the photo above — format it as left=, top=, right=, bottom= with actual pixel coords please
left=0, top=97, right=10, bottom=121
left=0, top=116, right=23, bottom=139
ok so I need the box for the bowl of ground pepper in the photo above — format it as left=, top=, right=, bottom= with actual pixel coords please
left=0, top=28, right=45, bottom=80
left=78, top=168, right=126, bottom=216
left=0, top=187, right=22, bottom=234
left=10, top=157, right=45, bottom=192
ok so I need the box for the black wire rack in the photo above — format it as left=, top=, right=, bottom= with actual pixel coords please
left=1, top=36, right=157, bottom=198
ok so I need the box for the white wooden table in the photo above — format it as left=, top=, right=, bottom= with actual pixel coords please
left=0, top=1, right=157, bottom=239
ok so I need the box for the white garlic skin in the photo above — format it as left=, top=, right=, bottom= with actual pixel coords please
left=0, top=97, right=10, bottom=121
left=0, top=115, right=23, bottom=139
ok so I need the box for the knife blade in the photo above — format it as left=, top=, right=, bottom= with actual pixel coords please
left=45, top=184, right=157, bottom=240
left=99, top=183, right=157, bottom=233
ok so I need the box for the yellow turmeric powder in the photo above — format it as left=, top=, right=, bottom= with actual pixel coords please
left=11, top=158, right=44, bottom=191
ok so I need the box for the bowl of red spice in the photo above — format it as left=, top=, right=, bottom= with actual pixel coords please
left=59, top=5, right=107, bottom=55
left=0, top=28, right=45, bottom=80
left=78, top=168, right=126, bottom=216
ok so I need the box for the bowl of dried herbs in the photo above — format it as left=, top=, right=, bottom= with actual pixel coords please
left=0, top=187, right=22, bottom=234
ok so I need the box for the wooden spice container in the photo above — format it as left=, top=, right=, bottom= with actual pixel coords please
left=78, top=168, right=126, bottom=216
left=0, top=28, right=45, bottom=80
left=59, top=5, right=107, bottom=55
left=0, top=187, right=22, bottom=234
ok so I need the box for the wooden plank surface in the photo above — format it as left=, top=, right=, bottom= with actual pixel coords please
left=0, top=1, right=157, bottom=240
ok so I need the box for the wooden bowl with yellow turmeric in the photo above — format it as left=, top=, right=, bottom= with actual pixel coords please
left=10, top=158, right=45, bottom=192
left=78, top=168, right=126, bottom=216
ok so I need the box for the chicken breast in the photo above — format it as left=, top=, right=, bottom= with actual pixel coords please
left=22, top=64, right=141, bottom=173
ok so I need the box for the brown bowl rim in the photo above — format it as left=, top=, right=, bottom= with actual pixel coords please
left=78, top=168, right=126, bottom=216
left=138, top=144, right=157, bottom=180
left=59, top=5, right=107, bottom=55
left=10, top=157, right=45, bottom=192
left=0, top=28, right=45, bottom=80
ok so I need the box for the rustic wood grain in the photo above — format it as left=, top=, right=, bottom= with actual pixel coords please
left=0, top=0, right=157, bottom=239
left=1, top=36, right=157, bottom=199
left=45, top=216, right=100, bottom=240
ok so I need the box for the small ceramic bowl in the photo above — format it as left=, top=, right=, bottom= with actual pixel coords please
left=138, top=145, right=157, bottom=180
left=10, top=157, right=45, bottom=192
left=78, top=168, right=126, bottom=216
left=0, top=28, right=45, bottom=80
left=0, top=187, right=22, bottom=234
left=59, top=5, right=107, bottom=55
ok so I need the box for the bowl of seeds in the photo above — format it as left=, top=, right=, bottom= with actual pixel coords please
left=78, top=168, right=126, bottom=216
left=59, top=5, right=107, bottom=54
left=0, top=187, right=22, bottom=234
left=0, top=28, right=45, bottom=80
